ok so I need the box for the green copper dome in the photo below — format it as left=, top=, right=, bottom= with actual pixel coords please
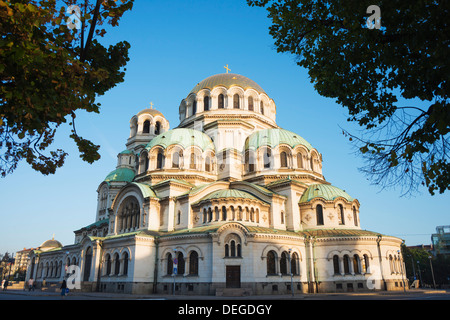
left=299, top=184, right=354, bottom=203
left=190, top=73, right=266, bottom=95
left=104, top=168, right=135, bottom=183
left=245, top=128, right=313, bottom=151
left=146, top=128, right=215, bottom=151
left=195, top=189, right=267, bottom=204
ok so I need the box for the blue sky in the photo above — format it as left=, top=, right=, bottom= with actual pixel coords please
left=1, top=0, right=448, bottom=254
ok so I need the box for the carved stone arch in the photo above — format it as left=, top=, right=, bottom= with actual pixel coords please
left=120, top=246, right=132, bottom=259
left=327, top=250, right=343, bottom=261
left=244, top=88, right=259, bottom=111
left=309, top=198, right=327, bottom=210
left=166, top=145, right=185, bottom=169
left=385, top=250, right=400, bottom=260
left=129, top=116, right=138, bottom=138
left=179, top=100, right=187, bottom=122
left=211, top=86, right=228, bottom=109
left=274, top=144, right=293, bottom=168
left=185, top=93, right=198, bottom=117
left=139, top=150, right=150, bottom=174
left=111, top=188, right=144, bottom=234
left=309, top=148, right=322, bottom=173
left=185, top=245, right=204, bottom=260
left=216, top=222, right=249, bottom=245
left=138, top=114, right=154, bottom=134
left=261, top=244, right=281, bottom=259
left=185, top=145, right=203, bottom=170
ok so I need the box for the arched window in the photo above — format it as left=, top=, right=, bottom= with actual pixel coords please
left=291, top=252, right=299, bottom=275
left=248, top=96, right=254, bottom=111
left=353, top=255, right=361, bottom=274
left=280, top=251, right=288, bottom=275
left=204, top=96, right=210, bottom=111
left=123, top=252, right=129, bottom=276
left=263, top=147, right=272, bottom=169
left=363, top=254, right=370, bottom=273
left=118, top=197, right=140, bottom=232
left=114, top=253, right=120, bottom=275
left=202, top=208, right=207, bottom=224
left=233, top=94, right=240, bottom=109
left=155, top=121, right=161, bottom=135
left=177, top=252, right=185, bottom=275
left=222, top=206, right=227, bottom=221
left=105, top=254, right=111, bottom=275
left=157, top=151, right=165, bottom=169
left=143, top=120, right=150, bottom=134
left=190, top=152, right=197, bottom=169
left=333, top=255, right=340, bottom=275
left=230, top=240, right=236, bottom=257
left=208, top=208, right=213, bottom=222
left=192, top=100, right=197, bottom=115
left=260, top=101, right=264, bottom=115
left=316, top=204, right=324, bottom=225
left=343, top=255, right=350, bottom=274
left=267, top=251, right=276, bottom=275
left=245, top=151, right=255, bottom=172
left=225, top=234, right=241, bottom=258
left=205, top=156, right=212, bottom=172
left=189, top=251, right=199, bottom=275
left=218, top=94, right=224, bottom=109
left=297, top=153, right=303, bottom=168
left=167, top=253, right=173, bottom=275
left=338, top=204, right=345, bottom=225
left=172, top=151, right=182, bottom=168
left=83, top=247, right=93, bottom=281
left=353, top=207, right=358, bottom=226
left=280, top=151, right=288, bottom=168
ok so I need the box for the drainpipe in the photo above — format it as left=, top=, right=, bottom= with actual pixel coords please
left=153, top=239, right=159, bottom=293
left=376, top=235, right=387, bottom=291
left=311, top=237, right=318, bottom=293
left=95, top=240, right=104, bottom=292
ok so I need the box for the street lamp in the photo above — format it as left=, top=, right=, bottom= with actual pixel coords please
left=428, top=256, right=436, bottom=289
left=288, top=249, right=294, bottom=297
left=416, top=261, right=423, bottom=288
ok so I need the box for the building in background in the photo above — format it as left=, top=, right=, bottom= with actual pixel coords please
left=432, top=226, right=450, bottom=256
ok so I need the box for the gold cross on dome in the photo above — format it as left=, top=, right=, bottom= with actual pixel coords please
left=224, top=64, right=231, bottom=73
left=150, top=102, right=154, bottom=109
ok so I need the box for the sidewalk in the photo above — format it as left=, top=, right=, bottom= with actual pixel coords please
left=1, top=288, right=448, bottom=300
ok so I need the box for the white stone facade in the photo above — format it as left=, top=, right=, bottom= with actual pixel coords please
left=26, top=73, right=407, bottom=295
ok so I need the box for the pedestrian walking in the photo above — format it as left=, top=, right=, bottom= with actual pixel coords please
left=60, top=279, right=67, bottom=299
left=2, top=279, right=8, bottom=291
left=28, top=278, right=35, bottom=292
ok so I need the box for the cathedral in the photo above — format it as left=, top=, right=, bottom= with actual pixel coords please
left=26, top=72, right=407, bottom=295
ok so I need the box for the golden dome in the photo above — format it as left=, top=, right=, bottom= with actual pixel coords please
left=190, top=73, right=266, bottom=95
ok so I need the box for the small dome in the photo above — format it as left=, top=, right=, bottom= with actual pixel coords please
left=190, top=73, right=266, bottom=95
left=299, top=184, right=354, bottom=203
left=104, top=168, right=135, bottom=183
left=137, top=108, right=164, bottom=117
left=245, top=128, right=313, bottom=151
left=40, top=239, right=63, bottom=249
left=146, top=128, right=215, bottom=151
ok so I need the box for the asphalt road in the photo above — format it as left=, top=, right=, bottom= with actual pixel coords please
left=0, top=288, right=449, bottom=300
